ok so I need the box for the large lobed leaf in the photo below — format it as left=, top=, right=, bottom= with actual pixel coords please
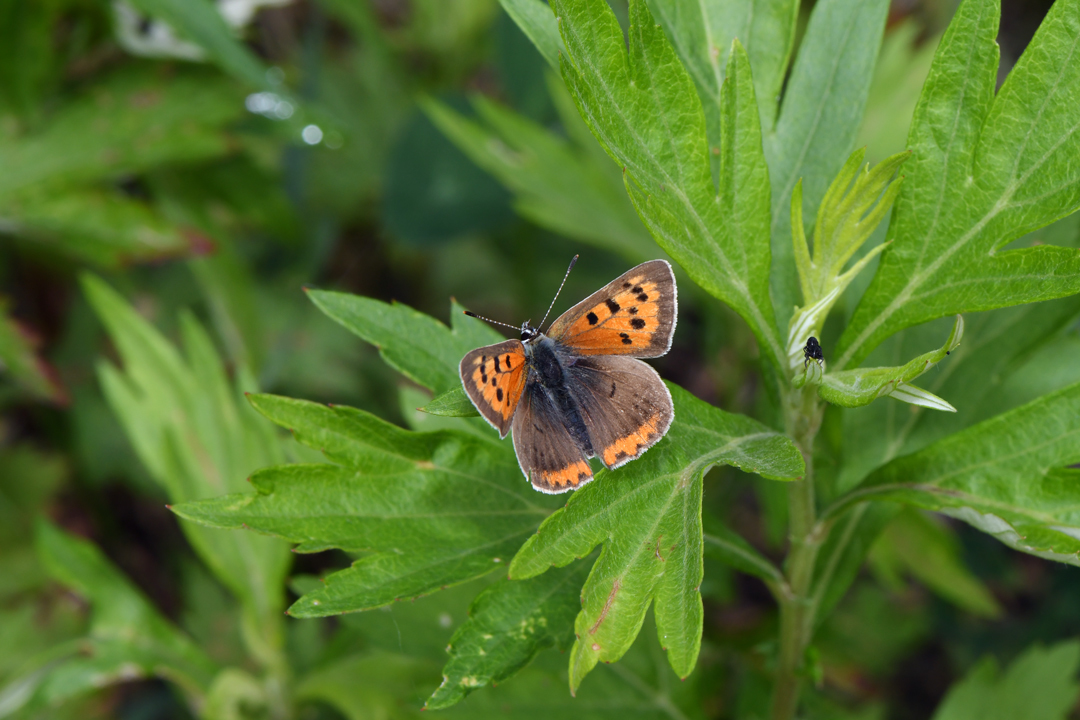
left=826, top=381, right=1080, bottom=567
left=510, top=383, right=803, bottom=692
left=837, top=0, right=1080, bottom=369
left=649, top=0, right=798, bottom=173
left=172, top=393, right=554, bottom=616
left=551, top=0, right=784, bottom=371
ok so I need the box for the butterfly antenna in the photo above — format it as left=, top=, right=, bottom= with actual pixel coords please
left=538, top=254, right=579, bottom=330
left=462, top=310, right=520, bottom=332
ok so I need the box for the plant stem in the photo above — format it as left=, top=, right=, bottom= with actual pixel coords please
left=771, top=384, right=825, bottom=720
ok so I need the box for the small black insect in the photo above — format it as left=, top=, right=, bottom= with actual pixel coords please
left=803, top=336, right=824, bottom=369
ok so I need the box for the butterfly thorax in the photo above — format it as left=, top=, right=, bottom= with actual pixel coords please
left=522, top=335, right=594, bottom=457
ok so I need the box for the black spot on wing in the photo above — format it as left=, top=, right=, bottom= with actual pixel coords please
left=587, top=311, right=598, bottom=325
left=605, top=298, right=620, bottom=314
left=631, top=318, right=646, bottom=329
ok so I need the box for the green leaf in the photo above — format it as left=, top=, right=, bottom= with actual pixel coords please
left=825, top=381, right=1080, bottom=566
left=82, top=275, right=291, bottom=663
left=817, top=315, right=962, bottom=409
left=510, top=384, right=802, bottom=691
left=124, top=0, right=270, bottom=89
left=787, top=149, right=907, bottom=372
left=171, top=393, right=555, bottom=616
left=0, top=304, right=64, bottom=403
left=931, top=641, right=1080, bottom=720
left=307, top=292, right=502, bottom=394
left=553, top=0, right=785, bottom=371
left=496, top=0, right=564, bottom=70
left=837, top=0, right=1080, bottom=370
left=764, top=0, right=890, bottom=328
left=813, top=282, right=1080, bottom=621
left=702, top=511, right=783, bottom=590
left=649, top=0, right=798, bottom=156
left=422, top=94, right=656, bottom=262
left=426, top=562, right=587, bottom=709
left=438, top=619, right=704, bottom=719
left=0, top=69, right=244, bottom=201
left=868, top=508, right=1001, bottom=618
left=297, top=651, right=435, bottom=720
left=30, top=521, right=217, bottom=709
left=6, top=187, right=194, bottom=266
left=420, top=387, right=481, bottom=418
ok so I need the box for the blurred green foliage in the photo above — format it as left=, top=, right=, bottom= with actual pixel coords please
left=1, top=0, right=1079, bottom=719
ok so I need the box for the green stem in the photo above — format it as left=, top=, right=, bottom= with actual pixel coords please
left=771, top=384, right=825, bottom=720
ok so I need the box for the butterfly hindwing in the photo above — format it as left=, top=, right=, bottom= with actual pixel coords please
left=512, top=380, right=594, bottom=493
left=563, top=354, right=673, bottom=469
left=546, top=259, right=676, bottom=357
left=460, top=339, right=528, bottom=437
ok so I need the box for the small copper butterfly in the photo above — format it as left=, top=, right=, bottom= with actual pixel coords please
left=460, top=257, right=677, bottom=493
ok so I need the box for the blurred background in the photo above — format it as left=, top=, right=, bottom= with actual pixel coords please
left=0, top=0, right=1073, bottom=718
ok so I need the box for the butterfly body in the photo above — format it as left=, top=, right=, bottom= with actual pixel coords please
left=460, top=260, right=677, bottom=494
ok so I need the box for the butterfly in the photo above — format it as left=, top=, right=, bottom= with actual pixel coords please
left=460, top=257, right=677, bottom=494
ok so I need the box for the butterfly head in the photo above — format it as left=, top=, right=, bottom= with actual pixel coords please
left=520, top=321, right=542, bottom=343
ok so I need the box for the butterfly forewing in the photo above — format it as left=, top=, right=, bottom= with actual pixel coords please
left=546, top=259, right=676, bottom=357
left=563, top=354, right=673, bottom=469
left=511, top=382, right=594, bottom=493
left=459, top=339, right=528, bottom=437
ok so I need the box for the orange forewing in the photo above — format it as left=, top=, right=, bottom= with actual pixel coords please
left=546, top=260, right=675, bottom=357
left=460, top=340, right=527, bottom=437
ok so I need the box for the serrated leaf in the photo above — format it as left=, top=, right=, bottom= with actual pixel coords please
left=15, top=521, right=219, bottom=714
left=765, top=0, right=890, bottom=327
left=422, top=95, right=656, bottom=262
left=439, top=618, right=704, bottom=719
left=420, top=387, right=480, bottom=418
left=427, top=562, right=587, bottom=709
left=553, top=0, right=785, bottom=371
left=82, top=275, right=291, bottom=660
left=837, top=0, right=1080, bottom=370
left=826, top=381, right=1080, bottom=566
left=0, top=69, right=243, bottom=201
left=650, top=0, right=797, bottom=149
left=818, top=315, right=962, bottom=409
left=496, top=0, right=564, bottom=70
left=7, top=187, right=194, bottom=266
left=509, top=384, right=802, bottom=691
left=307, top=292, right=502, bottom=394
left=171, top=393, right=555, bottom=616
left=931, top=641, right=1080, bottom=720
left=787, top=148, right=907, bottom=370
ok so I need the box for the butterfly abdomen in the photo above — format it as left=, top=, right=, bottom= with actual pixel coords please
left=526, top=337, right=595, bottom=457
